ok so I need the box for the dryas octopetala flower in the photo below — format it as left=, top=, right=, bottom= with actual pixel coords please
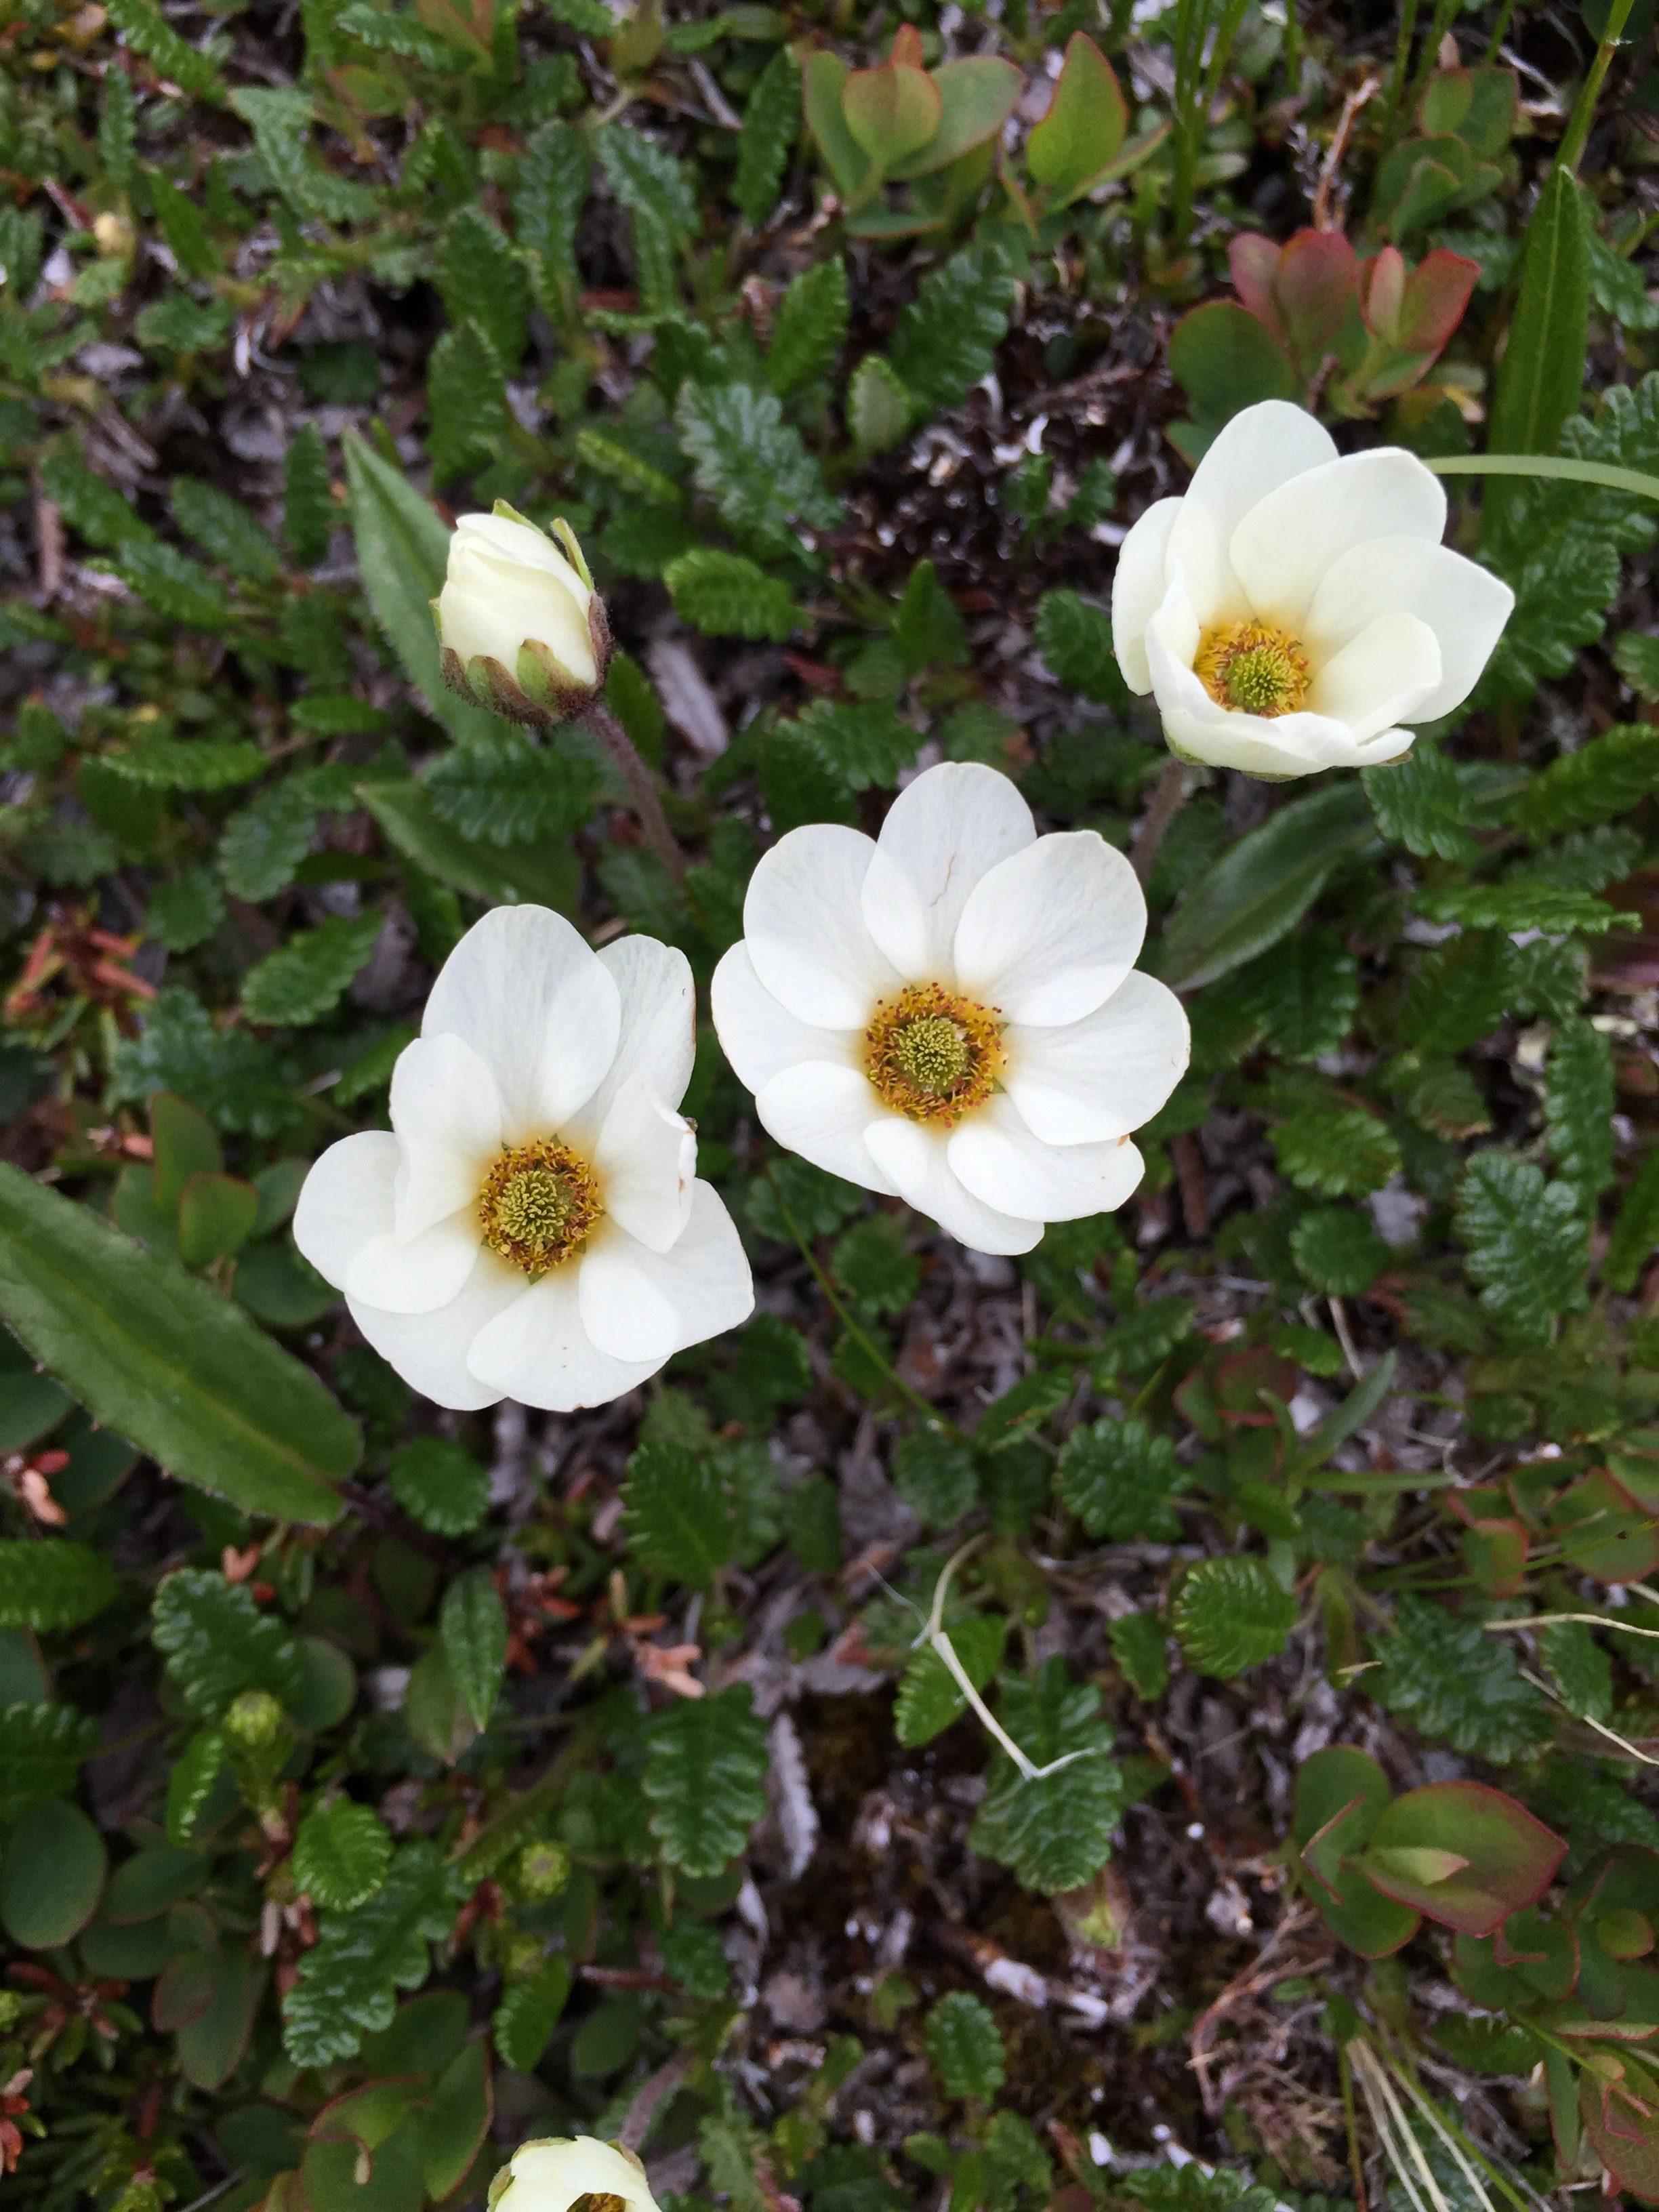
left=293, top=907, right=752, bottom=1412
left=488, top=2136, right=659, bottom=2212
left=1109, top=398, right=1515, bottom=781
left=710, top=760, right=1189, bottom=1257
left=434, top=505, right=611, bottom=722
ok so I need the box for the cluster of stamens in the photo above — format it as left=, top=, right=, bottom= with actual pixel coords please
left=1194, top=620, right=1310, bottom=718
left=863, top=982, right=1004, bottom=1128
left=477, top=1139, right=600, bottom=1275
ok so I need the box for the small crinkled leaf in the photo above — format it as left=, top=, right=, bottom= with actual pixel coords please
left=832, top=1211, right=920, bottom=1315
left=0, top=1702, right=100, bottom=1817
left=219, top=781, right=319, bottom=902
left=735, top=44, right=800, bottom=225
left=892, top=1425, right=980, bottom=1530
left=171, top=476, right=281, bottom=583
left=888, top=245, right=1015, bottom=415
left=1605, top=1149, right=1659, bottom=1294
left=1032, top=588, right=1129, bottom=708
left=427, top=319, right=508, bottom=486
left=292, top=1797, right=394, bottom=1911
left=1369, top=1595, right=1552, bottom=1762
left=676, top=379, right=840, bottom=554
left=424, top=737, right=597, bottom=846
left=152, top=1568, right=306, bottom=1722
left=493, top=1956, right=571, bottom=2072
left=642, top=1685, right=771, bottom=1876
left=1174, top=1557, right=1298, bottom=1679
left=1538, top=1616, right=1614, bottom=1723
left=281, top=1841, right=457, bottom=2067
left=1362, top=738, right=1481, bottom=862
left=1230, top=926, right=1361, bottom=1061
left=621, top=1439, right=737, bottom=1588
left=105, top=737, right=266, bottom=792
left=386, top=1436, right=490, bottom=1536
left=1455, top=1151, right=1591, bottom=1342
left=439, top=1568, right=507, bottom=1732
left=1272, top=1107, right=1403, bottom=1198
left=0, top=1538, right=118, bottom=1630
left=1416, top=879, right=1631, bottom=935
left=1513, top=719, right=1659, bottom=840
left=1290, top=1205, right=1391, bottom=1296
left=895, top=1614, right=1008, bottom=1746
left=969, top=1658, right=1122, bottom=1893
left=438, top=203, right=528, bottom=371
left=1059, top=1416, right=1187, bottom=1542
left=1108, top=1612, right=1170, bottom=1701
left=923, top=1990, right=1006, bottom=2100
left=1398, top=928, right=1512, bottom=1052
left=664, top=548, right=800, bottom=641
left=767, top=253, right=847, bottom=396
left=1544, top=1019, right=1616, bottom=1210
left=241, top=912, right=384, bottom=1028
left=165, top=1728, right=226, bottom=1845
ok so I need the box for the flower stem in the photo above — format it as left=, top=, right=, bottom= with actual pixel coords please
left=1129, top=758, right=1190, bottom=886
left=1427, top=451, right=1659, bottom=501
left=1557, top=0, right=1637, bottom=176
left=580, top=701, right=688, bottom=886
left=763, top=1162, right=973, bottom=1448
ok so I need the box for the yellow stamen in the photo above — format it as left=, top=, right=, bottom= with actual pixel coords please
left=1194, top=620, right=1310, bottom=718
left=864, top=982, right=1004, bottom=1128
left=478, top=1139, right=600, bottom=1275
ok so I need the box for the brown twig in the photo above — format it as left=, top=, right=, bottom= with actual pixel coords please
left=618, top=2048, right=696, bottom=2154
left=1128, top=758, right=1190, bottom=886
left=581, top=701, right=689, bottom=886
left=1312, top=75, right=1380, bottom=230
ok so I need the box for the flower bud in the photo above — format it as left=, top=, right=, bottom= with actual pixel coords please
left=488, top=2136, right=660, bottom=2212
left=223, top=1689, right=285, bottom=1752
left=514, top=1838, right=571, bottom=1902
left=434, top=505, right=611, bottom=724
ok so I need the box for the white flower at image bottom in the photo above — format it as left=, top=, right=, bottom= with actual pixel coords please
left=1109, top=398, right=1515, bottom=779
left=488, top=2135, right=659, bottom=2212
left=294, top=908, right=752, bottom=1412
left=711, top=760, right=1190, bottom=1257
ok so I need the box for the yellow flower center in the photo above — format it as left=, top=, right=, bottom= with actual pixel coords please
left=478, top=1140, right=600, bottom=1275
left=864, top=982, right=1004, bottom=1128
left=1195, top=620, right=1309, bottom=718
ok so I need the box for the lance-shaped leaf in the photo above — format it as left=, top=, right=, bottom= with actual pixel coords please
left=0, top=1164, right=354, bottom=1525
left=1355, top=1780, right=1565, bottom=1936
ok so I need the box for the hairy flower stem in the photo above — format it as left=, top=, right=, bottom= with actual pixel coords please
left=1128, top=759, right=1191, bottom=886
left=764, top=1162, right=972, bottom=1448
left=1557, top=0, right=1637, bottom=176
left=580, top=701, right=688, bottom=886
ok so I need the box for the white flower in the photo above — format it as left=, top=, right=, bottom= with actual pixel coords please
left=434, top=506, right=610, bottom=722
left=1109, top=399, right=1515, bottom=781
left=488, top=2136, right=659, bottom=2212
left=710, top=760, right=1189, bottom=1258
left=293, top=908, right=752, bottom=1412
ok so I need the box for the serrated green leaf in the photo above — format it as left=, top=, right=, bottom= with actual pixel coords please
left=922, top=1990, right=1005, bottom=2101
left=888, top=245, right=1015, bottom=415
left=1290, top=1204, right=1391, bottom=1296
left=427, top=318, right=508, bottom=486
left=170, top=477, right=280, bottom=583
left=1538, top=1617, right=1613, bottom=1723
left=1109, top=1612, right=1170, bottom=1701
left=1417, top=880, right=1630, bottom=935
left=1032, top=588, right=1128, bottom=708
left=1605, top=1148, right=1659, bottom=1294
left=424, top=737, right=597, bottom=846
left=1230, top=926, right=1360, bottom=1062
left=292, top=1798, right=394, bottom=1910
left=106, top=0, right=227, bottom=98
left=0, top=1165, right=352, bottom=1522
left=1059, top=1416, right=1187, bottom=1542
left=1544, top=1019, right=1616, bottom=1210
left=152, top=1568, right=306, bottom=1722
left=892, top=1426, right=980, bottom=1530
left=282, top=1840, right=457, bottom=2067
left=493, top=1957, right=571, bottom=2071
left=439, top=1568, right=506, bottom=1732
left=1272, top=1107, right=1402, bottom=1199
left=1398, top=928, right=1511, bottom=1053
left=165, top=1727, right=226, bottom=1845
left=735, top=44, right=800, bottom=225
left=621, top=1440, right=737, bottom=1589
left=145, top=869, right=226, bottom=954
left=39, top=451, right=154, bottom=550
left=676, top=380, right=840, bottom=555
left=1455, top=1151, right=1591, bottom=1342
left=515, top=117, right=590, bottom=309
left=832, top=1212, right=920, bottom=1315
left=108, top=540, right=230, bottom=629
left=284, top=424, right=333, bottom=569
left=968, top=1658, right=1121, bottom=1893
left=241, top=911, right=383, bottom=1027
left=767, top=255, right=847, bottom=396
left=0, top=1539, right=118, bottom=1631
left=766, top=698, right=919, bottom=795
left=1173, top=1557, right=1297, bottom=1679
left=895, top=1614, right=1008, bottom=1746
left=1363, top=739, right=1481, bottom=863
left=231, top=85, right=377, bottom=222
left=664, top=548, right=800, bottom=640
left=386, top=1437, right=490, bottom=1536
left=642, top=1684, right=770, bottom=1875
left=0, top=1702, right=100, bottom=1817
left=1369, top=1594, right=1551, bottom=1763
left=1511, top=720, right=1659, bottom=840
left=438, top=205, right=527, bottom=371
left=746, top=1157, right=864, bottom=1244
left=893, top=559, right=968, bottom=675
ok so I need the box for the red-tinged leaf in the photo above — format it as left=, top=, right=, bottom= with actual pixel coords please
left=1458, top=1515, right=1530, bottom=1597
left=1582, top=2066, right=1659, bottom=2205
left=1397, top=247, right=1479, bottom=352
left=1229, top=232, right=1286, bottom=337
left=1274, top=228, right=1358, bottom=361
left=840, top=58, right=941, bottom=169
left=1356, top=1780, right=1566, bottom=1937
left=1550, top=1469, right=1659, bottom=1584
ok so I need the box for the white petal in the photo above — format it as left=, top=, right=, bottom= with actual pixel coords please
left=743, top=823, right=897, bottom=1029
left=498, top=2138, right=659, bottom=2212
left=388, top=1031, right=502, bottom=1242
left=422, top=905, right=621, bottom=1141
left=466, top=1259, right=661, bottom=1411
left=863, top=1117, right=1042, bottom=1256
left=1146, top=602, right=1397, bottom=777
left=1004, top=970, right=1191, bottom=1145
left=594, top=1073, right=695, bottom=1254
left=1304, top=537, right=1515, bottom=723
left=710, top=943, right=860, bottom=1097
left=949, top=1095, right=1148, bottom=1221
left=862, top=761, right=1033, bottom=981
left=954, top=830, right=1145, bottom=1027
left=293, top=1130, right=398, bottom=1290
left=452, top=512, right=590, bottom=585
left=579, top=1229, right=682, bottom=1362
left=438, top=518, right=594, bottom=684
left=1307, top=611, right=1442, bottom=742
left=1168, top=401, right=1336, bottom=624
left=1228, top=448, right=1447, bottom=632
left=641, top=1179, right=755, bottom=1353
left=346, top=1208, right=483, bottom=1315
left=347, top=1246, right=526, bottom=1413
left=755, top=1063, right=899, bottom=1195
left=564, top=935, right=696, bottom=1151
left=1110, top=498, right=1181, bottom=693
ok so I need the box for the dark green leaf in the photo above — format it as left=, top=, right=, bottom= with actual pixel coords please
left=292, top=1799, right=394, bottom=1911
left=968, top=1658, right=1122, bottom=1893
left=1059, top=1416, right=1187, bottom=1541
left=1174, top=1557, right=1297, bottom=1678
left=1455, top=1152, right=1591, bottom=1342
left=0, top=1539, right=118, bottom=1631
left=1369, top=1595, right=1551, bottom=1763
left=1484, top=166, right=1591, bottom=541
left=152, top=1568, right=306, bottom=1721
left=282, top=1841, right=457, bottom=2067
left=621, top=1439, right=737, bottom=1588
left=895, top=1614, right=1008, bottom=1746
left=439, top=1569, right=507, bottom=1731
left=922, top=1991, right=1005, bottom=2100
left=241, top=912, right=384, bottom=1027
left=737, top=45, right=802, bottom=226
left=643, top=1685, right=771, bottom=1875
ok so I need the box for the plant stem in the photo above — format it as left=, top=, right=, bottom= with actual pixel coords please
left=1427, top=451, right=1659, bottom=501
left=1556, top=0, right=1637, bottom=175
left=580, top=700, right=688, bottom=886
left=1480, top=0, right=1519, bottom=64
left=1378, top=0, right=1420, bottom=149
left=1128, top=758, right=1191, bottom=885
left=764, top=1162, right=973, bottom=1447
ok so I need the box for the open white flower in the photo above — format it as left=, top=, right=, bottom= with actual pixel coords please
left=1110, top=399, right=1514, bottom=780
left=435, top=506, right=610, bottom=722
left=294, top=907, right=752, bottom=1412
left=489, top=2136, right=659, bottom=2212
left=710, top=760, right=1189, bottom=1257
